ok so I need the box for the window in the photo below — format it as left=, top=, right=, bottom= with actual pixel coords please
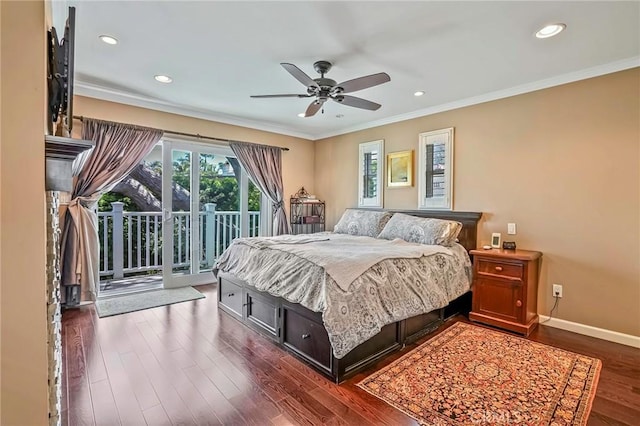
left=358, top=140, right=384, bottom=208
left=418, top=128, right=454, bottom=210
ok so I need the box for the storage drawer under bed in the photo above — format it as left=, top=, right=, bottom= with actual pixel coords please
left=218, top=278, right=243, bottom=319
left=282, top=305, right=332, bottom=373
left=245, top=289, right=280, bottom=341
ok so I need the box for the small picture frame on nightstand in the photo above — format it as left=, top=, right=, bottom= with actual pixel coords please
left=491, top=232, right=501, bottom=248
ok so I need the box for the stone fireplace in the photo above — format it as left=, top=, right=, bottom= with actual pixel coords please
left=45, top=191, right=62, bottom=426
left=45, top=135, right=93, bottom=426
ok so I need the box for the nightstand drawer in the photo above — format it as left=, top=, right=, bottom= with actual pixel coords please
left=477, top=259, right=523, bottom=279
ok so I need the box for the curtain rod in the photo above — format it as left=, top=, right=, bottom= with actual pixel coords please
left=72, top=115, right=290, bottom=151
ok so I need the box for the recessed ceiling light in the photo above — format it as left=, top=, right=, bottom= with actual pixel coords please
left=297, top=113, right=306, bottom=118
left=154, top=75, right=173, bottom=84
left=535, top=23, right=566, bottom=39
left=99, top=35, right=118, bottom=45
left=414, top=91, right=425, bottom=97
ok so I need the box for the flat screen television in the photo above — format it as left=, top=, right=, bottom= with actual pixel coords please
left=47, top=6, right=75, bottom=136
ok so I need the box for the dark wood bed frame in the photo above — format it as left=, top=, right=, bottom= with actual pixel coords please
left=217, top=210, right=482, bottom=383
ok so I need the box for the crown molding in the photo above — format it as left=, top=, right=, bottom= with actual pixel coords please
left=76, top=56, right=638, bottom=142
left=313, top=56, right=640, bottom=140
left=74, top=81, right=317, bottom=141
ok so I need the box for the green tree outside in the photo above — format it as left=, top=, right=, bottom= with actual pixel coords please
left=99, top=157, right=261, bottom=212
left=97, top=156, right=262, bottom=278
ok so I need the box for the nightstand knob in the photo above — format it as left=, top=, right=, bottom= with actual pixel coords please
left=516, top=300, right=522, bottom=307
left=495, top=266, right=503, bottom=272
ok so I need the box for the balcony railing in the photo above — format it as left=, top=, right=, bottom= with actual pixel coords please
left=98, top=202, right=260, bottom=279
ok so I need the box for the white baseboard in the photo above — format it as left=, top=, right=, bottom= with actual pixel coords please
left=538, top=315, right=640, bottom=348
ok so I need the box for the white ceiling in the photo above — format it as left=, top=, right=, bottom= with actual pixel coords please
left=55, top=1, right=639, bottom=140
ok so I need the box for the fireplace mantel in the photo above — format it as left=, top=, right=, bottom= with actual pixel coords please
left=45, top=135, right=94, bottom=191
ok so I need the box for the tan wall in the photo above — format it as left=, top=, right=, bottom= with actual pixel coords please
left=73, top=96, right=316, bottom=214
left=0, top=1, right=49, bottom=424
left=315, top=69, right=640, bottom=337
left=0, top=2, right=3, bottom=420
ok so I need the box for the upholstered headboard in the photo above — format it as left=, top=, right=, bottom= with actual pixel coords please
left=356, top=209, right=482, bottom=252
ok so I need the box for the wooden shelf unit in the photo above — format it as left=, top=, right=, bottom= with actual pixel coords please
left=290, top=198, right=325, bottom=234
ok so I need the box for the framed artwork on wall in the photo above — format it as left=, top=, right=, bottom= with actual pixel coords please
left=418, top=127, right=454, bottom=210
left=387, top=150, right=413, bottom=187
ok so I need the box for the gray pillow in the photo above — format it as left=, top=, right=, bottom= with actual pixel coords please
left=333, top=209, right=393, bottom=238
left=377, top=213, right=462, bottom=246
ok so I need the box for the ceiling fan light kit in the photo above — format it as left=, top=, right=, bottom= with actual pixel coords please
left=251, top=60, right=390, bottom=117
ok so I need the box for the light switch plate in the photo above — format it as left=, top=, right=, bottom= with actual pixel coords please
left=507, top=223, right=517, bottom=235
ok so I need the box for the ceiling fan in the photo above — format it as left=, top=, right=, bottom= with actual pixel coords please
left=250, top=61, right=390, bottom=117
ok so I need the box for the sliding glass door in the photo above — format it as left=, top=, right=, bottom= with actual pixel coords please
left=161, top=139, right=266, bottom=288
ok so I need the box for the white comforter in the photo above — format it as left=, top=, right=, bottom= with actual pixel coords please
left=214, top=233, right=472, bottom=358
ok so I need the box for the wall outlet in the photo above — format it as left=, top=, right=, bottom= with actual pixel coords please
left=507, top=223, right=517, bottom=235
left=552, top=284, right=563, bottom=298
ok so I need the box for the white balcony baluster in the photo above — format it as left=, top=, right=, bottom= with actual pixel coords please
left=98, top=203, right=258, bottom=279
left=112, top=202, right=124, bottom=278
left=205, top=203, right=216, bottom=268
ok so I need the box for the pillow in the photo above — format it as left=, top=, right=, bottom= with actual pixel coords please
left=377, top=213, right=462, bottom=246
left=333, top=209, right=393, bottom=238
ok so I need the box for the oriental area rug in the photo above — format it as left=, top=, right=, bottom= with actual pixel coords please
left=358, top=322, right=601, bottom=425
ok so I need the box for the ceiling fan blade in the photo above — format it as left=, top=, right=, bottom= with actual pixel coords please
left=281, top=63, right=320, bottom=89
left=335, top=72, right=390, bottom=94
left=250, top=94, right=312, bottom=98
left=304, top=101, right=322, bottom=117
left=332, top=95, right=381, bottom=111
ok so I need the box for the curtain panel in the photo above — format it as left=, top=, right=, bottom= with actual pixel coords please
left=60, top=118, right=163, bottom=301
left=229, top=142, right=290, bottom=235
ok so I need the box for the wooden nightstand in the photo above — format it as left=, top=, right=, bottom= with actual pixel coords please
left=469, top=248, right=542, bottom=336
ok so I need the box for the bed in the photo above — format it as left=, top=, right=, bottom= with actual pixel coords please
left=214, top=209, right=482, bottom=383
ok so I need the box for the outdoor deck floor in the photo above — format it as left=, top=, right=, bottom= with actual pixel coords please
left=99, top=275, right=163, bottom=296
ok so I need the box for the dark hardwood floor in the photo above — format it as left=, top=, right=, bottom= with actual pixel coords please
left=62, top=284, right=640, bottom=425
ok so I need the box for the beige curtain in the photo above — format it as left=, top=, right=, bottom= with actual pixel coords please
left=60, top=118, right=163, bottom=300
left=229, top=142, right=290, bottom=235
